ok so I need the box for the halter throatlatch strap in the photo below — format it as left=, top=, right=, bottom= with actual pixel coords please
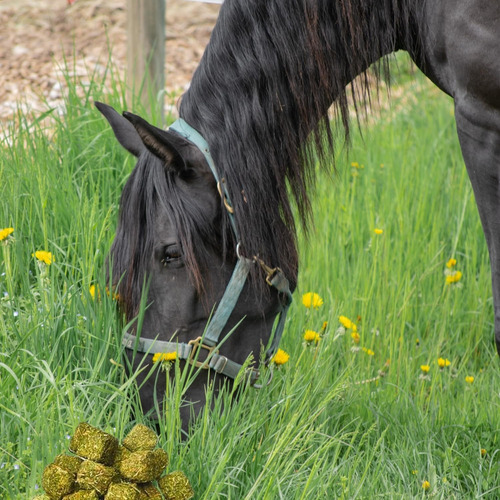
left=122, top=118, right=293, bottom=385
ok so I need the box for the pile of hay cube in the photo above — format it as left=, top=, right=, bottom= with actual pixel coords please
left=33, top=422, right=194, bottom=500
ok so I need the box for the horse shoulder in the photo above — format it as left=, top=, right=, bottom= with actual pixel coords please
left=414, top=1, right=498, bottom=116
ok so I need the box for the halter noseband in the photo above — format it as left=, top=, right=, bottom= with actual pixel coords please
left=122, top=118, right=292, bottom=386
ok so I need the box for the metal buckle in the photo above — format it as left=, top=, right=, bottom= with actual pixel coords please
left=253, top=256, right=280, bottom=287
left=265, top=268, right=280, bottom=287
left=187, top=337, right=217, bottom=369
left=213, top=354, right=229, bottom=375
left=217, top=179, right=234, bottom=214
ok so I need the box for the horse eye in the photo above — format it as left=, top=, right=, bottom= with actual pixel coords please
left=161, top=245, right=183, bottom=267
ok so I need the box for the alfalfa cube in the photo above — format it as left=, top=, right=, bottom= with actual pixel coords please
left=76, top=460, right=117, bottom=495
left=41, top=463, right=76, bottom=499
left=53, top=454, right=82, bottom=476
left=122, top=424, right=158, bottom=452
left=119, top=449, right=168, bottom=482
left=104, top=482, right=140, bottom=499
left=69, top=423, right=118, bottom=466
left=158, top=471, right=194, bottom=500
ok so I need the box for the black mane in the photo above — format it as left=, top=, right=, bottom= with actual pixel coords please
left=179, top=0, right=421, bottom=284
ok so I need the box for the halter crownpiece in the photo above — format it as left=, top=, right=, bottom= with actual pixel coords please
left=170, top=118, right=239, bottom=238
left=122, top=118, right=292, bottom=386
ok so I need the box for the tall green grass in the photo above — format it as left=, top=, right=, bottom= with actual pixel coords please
left=0, top=56, right=498, bottom=499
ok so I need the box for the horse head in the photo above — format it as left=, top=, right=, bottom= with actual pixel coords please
left=96, top=102, right=291, bottom=429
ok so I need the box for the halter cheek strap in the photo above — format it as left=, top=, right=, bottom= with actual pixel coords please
left=122, top=118, right=292, bottom=386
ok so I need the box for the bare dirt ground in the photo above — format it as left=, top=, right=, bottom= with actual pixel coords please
left=0, top=0, right=221, bottom=120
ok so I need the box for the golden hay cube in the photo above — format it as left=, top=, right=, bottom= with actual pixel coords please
left=104, top=482, right=141, bottom=500
left=76, top=460, right=117, bottom=495
left=53, top=454, right=82, bottom=475
left=32, top=495, right=51, bottom=500
left=137, top=483, right=163, bottom=499
left=69, top=423, right=118, bottom=466
left=158, top=471, right=194, bottom=500
left=122, top=424, right=158, bottom=452
left=62, top=490, right=99, bottom=500
left=119, top=449, right=168, bottom=483
left=42, top=463, right=76, bottom=499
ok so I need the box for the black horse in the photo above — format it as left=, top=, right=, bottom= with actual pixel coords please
left=97, top=0, right=500, bottom=428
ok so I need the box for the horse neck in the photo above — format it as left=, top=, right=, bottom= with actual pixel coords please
left=181, top=0, right=408, bottom=133
left=178, top=0, right=411, bottom=282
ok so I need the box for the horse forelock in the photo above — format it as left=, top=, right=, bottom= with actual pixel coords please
left=109, top=151, right=224, bottom=319
left=178, top=0, right=422, bottom=286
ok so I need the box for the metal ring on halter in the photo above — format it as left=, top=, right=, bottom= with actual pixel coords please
left=252, top=364, right=274, bottom=389
left=236, top=242, right=244, bottom=260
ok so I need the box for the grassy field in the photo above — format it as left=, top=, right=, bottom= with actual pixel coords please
left=1, top=57, right=499, bottom=499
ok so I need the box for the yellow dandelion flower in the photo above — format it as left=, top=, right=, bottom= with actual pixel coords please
left=465, top=375, right=474, bottom=384
left=420, top=364, right=430, bottom=373
left=351, top=161, right=359, bottom=168
left=303, top=329, right=320, bottom=344
left=422, top=480, right=431, bottom=491
left=339, top=315, right=357, bottom=331
left=89, top=284, right=97, bottom=300
left=320, top=321, right=328, bottom=332
left=33, top=250, right=53, bottom=265
left=272, top=348, right=290, bottom=365
left=105, top=286, right=120, bottom=301
left=374, top=228, right=384, bottom=235
left=437, top=357, right=451, bottom=368
left=0, top=227, right=14, bottom=241
left=351, top=331, right=360, bottom=344
left=481, top=448, right=487, bottom=457
left=445, top=271, right=462, bottom=284
left=302, top=292, right=324, bottom=309
left=446, top=258, right=457, bottom=268
left=362, top=347, right=374, bottom=356
left=152, top=352, right=177, bottom=363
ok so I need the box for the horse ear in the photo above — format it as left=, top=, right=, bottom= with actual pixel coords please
left=95, top=101, right=144, bottom=157
left=122, top=111, right=184, bottom=167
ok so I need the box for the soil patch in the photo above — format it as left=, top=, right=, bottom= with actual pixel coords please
left=0, top=0, right=220, bottom=120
